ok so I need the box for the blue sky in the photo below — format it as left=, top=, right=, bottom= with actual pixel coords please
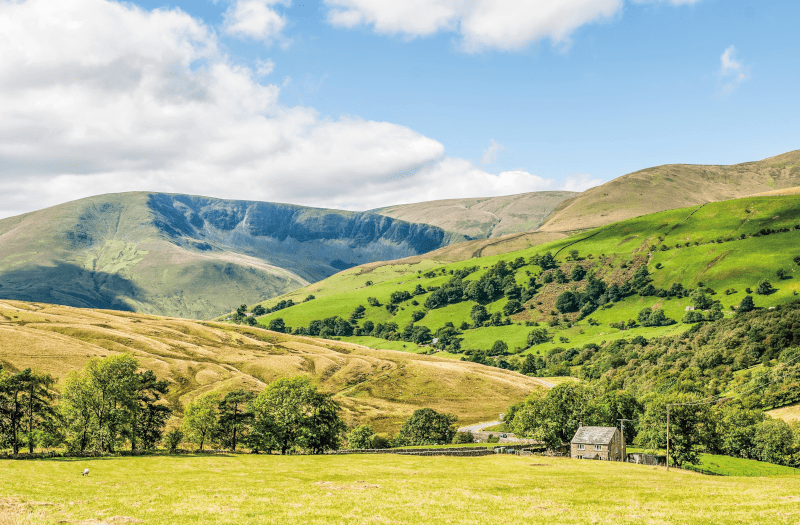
left=0, top=0, right=797, bottom=217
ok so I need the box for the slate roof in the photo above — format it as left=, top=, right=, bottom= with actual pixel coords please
left=571, top=426, right=617, bottom=445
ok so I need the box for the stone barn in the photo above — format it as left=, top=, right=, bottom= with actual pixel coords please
left=570, top=425, right=626, bottom=461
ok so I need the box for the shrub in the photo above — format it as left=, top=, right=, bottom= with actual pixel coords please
left=756, top=279, right=774, bottom=295
left=452, top=431, right=474, bottom=444
left=527, top=328, right=549, bottom=346
left=164, top=429, right=183, bottom=452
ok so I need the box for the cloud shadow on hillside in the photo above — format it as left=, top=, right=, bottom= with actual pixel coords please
left=0, top=263, right=143, bottom=311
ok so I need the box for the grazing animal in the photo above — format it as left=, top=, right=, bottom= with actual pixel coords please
left=82, top=468, right=89, bottom=477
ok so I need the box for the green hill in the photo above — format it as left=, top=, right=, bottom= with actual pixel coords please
left=0, top=299, right=546, bottom=433
left=0, top=192, right=463, bottom=319
left=373, top=191, right=576, bottom=239
left=539, top=149, right=800, bottom=232
left=246, top=194, right=800, bottom=364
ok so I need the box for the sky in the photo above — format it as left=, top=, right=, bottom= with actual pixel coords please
left=0, top=0, right=798, bottom=218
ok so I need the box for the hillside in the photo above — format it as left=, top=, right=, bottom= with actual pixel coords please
left=539, top=150, right=800, bottom=232
left=373, top=191, right=576, bottom=239
left=0, top=299, right=546, bottom=433
left=248, top=194, right=800, bottom=370
left=0, top=192, right=462, bottom=319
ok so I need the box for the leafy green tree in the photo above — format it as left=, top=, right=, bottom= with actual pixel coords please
left=753, top=419, right=794, bottom=464
left=756, top=279, right=774, bottom=295
left=691, top=290, right=714, bottom=310
left=630, top=265, right=650, bottom=290
left=503, top=299, right=522, bottom=317
left=570, top=264, right=586, bottom=281
left=488, top=340, right=508, bottom=356
left=555, top=291, right=580, bottom=313
left=164, top=428, right=183, bottom=452
left=86, top=355, right=140, bottom=452
left=396, top=408, right=457, bottom=446
left=452, top=431, right=474, bottom=444
left=60, top=371, right=94, bottom=452
left=251, top=305, right=267, bottom=316
left=216, top=389, right=255, bottom=452
left=569, top=249, right=579, bottom=261
left=182, top=393, right=220, bottom=451
left=635, top=394, right=714, bottom=467
left=248, top=376, right=344, bottom=454
left=470, top=305, right=490, bottom=327
left=738, top=295, right=755, bottom=313
left=527, top=328, right=549, bottom=346
left=347, top=424, right=376, bottom=449
left=349, top=305, right=366, bottom=321
left=268, top=318, right=286, bottom=333
left=367, top=297, right=380, bottom=307
left=715, top=402, right=765, bottom=458
left=129, top=370, right=171, bottom=450
left=511, top=383, right=597, bottom=450
left=390, top=290, right=412, bottom=304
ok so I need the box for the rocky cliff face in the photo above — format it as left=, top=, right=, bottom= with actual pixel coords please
left=147, top=194, right=460, bottom=282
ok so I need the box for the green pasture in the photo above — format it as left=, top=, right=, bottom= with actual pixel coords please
left=248, top=195, right=800, bottom=354
left=2, top=454, right=800, bottom=525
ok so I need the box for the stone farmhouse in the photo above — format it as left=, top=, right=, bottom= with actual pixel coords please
left=570, top=425, right=626, bottom=461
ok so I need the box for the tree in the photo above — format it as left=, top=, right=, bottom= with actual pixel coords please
left=390, top=290, right=412, bottom=304
left=691, top=290, right=714, bottom=310
left=396, top=408, right=457, bottom=446
left=502, top=299, right=522, bottom=317
left=129, top=370, right=171, bottom=450
left=738, top=295, right=755, bottom=313
left=777, top=268, right=788, bottom=280
left=164, top=428, right=183, bottom=452
left=248, top=376, right=344, bottom=454
left=0, top=370, right=28, bottom=454
left=268, top=318, right=286, bottom=333
left=216, top=389, right=255, bottom=452
left=527, top=328, right=549, bottom=346
left=756, top=279, right=774, bottom=295
left=347, top=424, right=376, bottom=449
left=452, top=431, right=474, bottom=444
left=569, top=249, right=579, bottom=261
left=84, top=355, right=140, bottom=452
left=182, top=393, right=220, bottom=451
left=470, top=305, right=490, bottom=327
left=555, top=291, right=580, bottom=313
left=251, top=305, right=267, bottom=316
left=570, top=264, right=585, bottom=281
left=511, top=383, right=598, bottom=450
left=60, top=371, right=94, bottom=452
left=635, top=394, right=714, bottom=467
left=489, top=340, right=508, bottom=356
left=752, top=419, right=794, bottom=464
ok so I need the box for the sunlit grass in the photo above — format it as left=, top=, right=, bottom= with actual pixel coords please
left=1, top=454, right=799, bottom=524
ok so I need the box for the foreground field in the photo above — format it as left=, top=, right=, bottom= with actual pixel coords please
left=1, top=454, right=799, bottom=524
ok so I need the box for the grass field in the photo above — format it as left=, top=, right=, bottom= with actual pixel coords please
left=1, top=454, right=799, bottom=524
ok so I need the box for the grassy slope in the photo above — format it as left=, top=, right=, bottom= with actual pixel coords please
left=539, top=149, right=800, bottom=232
left=2, top=454, right=799, bottom=525
left=0, top=193, right=308, bottom=319
left=248, top=194, right=800, bottom=356
left=374, top=191, right=576, bottom=239
left=0, top=300, right=547, bottom=433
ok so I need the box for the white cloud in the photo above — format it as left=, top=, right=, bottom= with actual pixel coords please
left=223, top=0, right=289, bottom=43
left=255, top=58, right=275, bottom=76
left=560, top=173, right=604, bottom=192
left=0, top=0, right=556, bottom=218
left=324, top=0, right=698, bottom=52
left=480, top=139, right=505, bottom=165
left=718, top=45, right=749, bottom=95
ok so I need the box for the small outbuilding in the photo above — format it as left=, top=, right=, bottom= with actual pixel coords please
left=570, top=425, right=626, bottom=461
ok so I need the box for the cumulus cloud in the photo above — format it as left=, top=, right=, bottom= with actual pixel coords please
left=0, top=0, right=556, bottom=218
left=480, top=139, right=505, bottom=165
left=223, top=0, right=290, bottom=42
left=324, top=0, right=698, bottom=51
left=718, top=45, right=749, bottom=95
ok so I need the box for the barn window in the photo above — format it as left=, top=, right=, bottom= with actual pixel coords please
left=577, top=444, right=585, bottom=450
left=594, top=445, right=602, bottom=451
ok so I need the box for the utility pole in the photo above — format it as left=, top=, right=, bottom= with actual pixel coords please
left=666, top=404, right=671, bottom=472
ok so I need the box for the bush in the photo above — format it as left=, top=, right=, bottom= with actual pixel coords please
left=489, top=340, right=508, bottom=356
left=411, top=310, right=426, bottom=322
left=756, top=279, right=774, bottom=295
left=367, top=297, right=380, bottom=307
left=452, top=431, right=474, bottom=444
left=502, top=299, right=522, bottom=316
left=555, top=291, right=580, bottom=313
left=164, top=429, right=183, bottom=452
left=527, top=328, right=549, bottom=346
left=251, top=305, right=267, bottom=316
left=487, top=435, right=500, bottom=444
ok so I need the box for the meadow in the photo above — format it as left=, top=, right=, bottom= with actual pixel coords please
left=2, top=453, right=800, bottom=524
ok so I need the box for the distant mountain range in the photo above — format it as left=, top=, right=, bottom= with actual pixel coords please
left=1, top=149, right=798, bottom=319
left=0, top=193, right=462, bottom=319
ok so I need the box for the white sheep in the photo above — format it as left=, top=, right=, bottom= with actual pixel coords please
left=82, top=468, right=89, bottom=477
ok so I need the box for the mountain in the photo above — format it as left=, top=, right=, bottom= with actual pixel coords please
left=538, top=150, right=800, bottom=232
left=0, top=193, right=463, bottom=319
left=0, top=299, right=547, bottom=432
left=373, top=191, right=576, bottom=239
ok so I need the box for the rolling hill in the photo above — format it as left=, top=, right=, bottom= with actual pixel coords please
left=538, top=150, right=800, bottom=232
left=0, top=192, right=464, bottom=319
left=373, top=191, right=576, bottom=239
left=248, top=193, right=800, bottom=358
left=0, top=299, right=547, bottom=433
